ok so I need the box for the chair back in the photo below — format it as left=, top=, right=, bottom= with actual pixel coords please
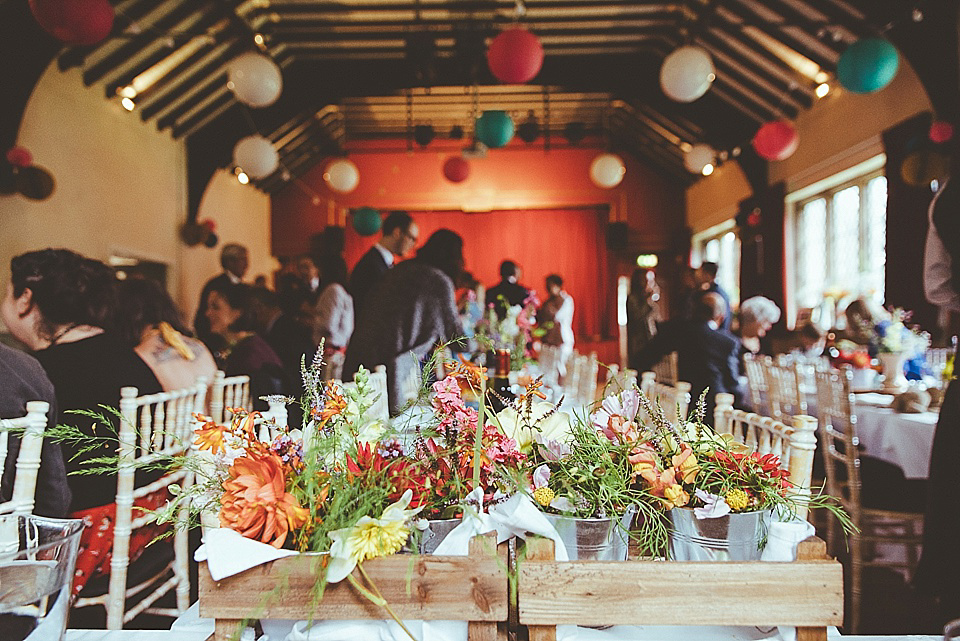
left=577, top=352, right=599, bottom=406
left=926, top=346, right=953, bottom=378
left=639, top=371, right=691, bottom=424
left=713, top=393, right=817, bottom=518
left=210, top=371, right=251, bottom=425
left=651, top=351, right=678, bottom=385
left=365, top=365, right=390, bottom=422
left=604, top=365, right=638, bottom=396
left=764, top=357, right=809, bottom=421
left=813, top=367, right=862, bottom=523
left=0, top=401, right=49, bottom=516
left=743, top=352, right=771, bottom=415
left=80, top=380, right=206, bottom=628
left=539, top=344, right=562, bottom=385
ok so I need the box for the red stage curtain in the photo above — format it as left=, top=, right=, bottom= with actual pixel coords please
left=344, top=208, right=613, bottom=341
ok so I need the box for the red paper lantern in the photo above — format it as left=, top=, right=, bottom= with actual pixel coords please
left=442, top=156, right=470, bottom=183
left=6, top=147, right=33, bottom=168
left=486, top=28, right=544, bottom=84
left=929, top=121, right=954, bottom=144
left=29, top=0, right=114, bottom=46
left=751, top=120, right=799, bottom=161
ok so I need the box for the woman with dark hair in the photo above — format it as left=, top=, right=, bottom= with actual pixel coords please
left=915, top=173, right=960, bottom=623
left=116, top=278, right=216, bottom=392
left=344, top=229, right=464, bottom=413
left=626, top=267, right=661, bottom=371
left=0, top=248, right=163, bottom=597
left=205, top=282, right=288, bottom=408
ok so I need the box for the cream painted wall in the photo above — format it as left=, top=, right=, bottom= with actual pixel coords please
left=686, top=56, right=933, bottom=232
left=181, top=169, right=276, bottom=327
left=0, top=63, right=275, bottom=331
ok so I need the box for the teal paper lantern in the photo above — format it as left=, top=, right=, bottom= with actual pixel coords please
left=475, top=110, right=515, bottom=148
left=351, top=207, right=382, bottom=236
left=836, top=38, right=899, bottom=94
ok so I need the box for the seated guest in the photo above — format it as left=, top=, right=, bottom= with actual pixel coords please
left=737, top=295, right=781, bottom=356
left=249, top=285, right=315, bottom=395
left=487, top=260, right=531, bottom=319
left=314, top=253, right=354, bottom=381
left=344, top=229, right=465, bottom=414
left=794, top=322, right=826, bottom=359
left=205, top=282, right=289, bottom=408
left=116, top=278, right=217, bottom=392
left=0, top=342, right=69, bottom=517
left=1, top=249, right=164, bottom=597
left=537, top=274, right=575, bottom=362
left=193, top=243, right=249, bottom=350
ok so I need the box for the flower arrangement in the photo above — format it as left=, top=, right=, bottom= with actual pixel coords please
left=872, top=308, right=929, bottom=356
left=474, top=294, right=540, bottom=370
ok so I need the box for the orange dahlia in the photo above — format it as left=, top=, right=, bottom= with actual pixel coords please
left=220, top=452, right=309, bottom=548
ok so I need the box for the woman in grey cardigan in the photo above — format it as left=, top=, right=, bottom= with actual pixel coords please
left=344, top=229, right=464, bottom=414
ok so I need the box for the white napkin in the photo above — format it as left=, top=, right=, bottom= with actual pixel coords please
left=194, top=527, right=298, bottom=582
left=760, top=517, right=817, bottom=641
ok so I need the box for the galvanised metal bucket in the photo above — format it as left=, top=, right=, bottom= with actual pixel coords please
left=544, top=506, right=636, bottom=561
left=668, top=508, right=767, bottom=561
left=410, top=518, right=462, bottom=555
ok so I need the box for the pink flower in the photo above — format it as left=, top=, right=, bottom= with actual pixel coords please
left=533, top=464, right=551, bottom=489
left=592, top=389, right=641, bottom=437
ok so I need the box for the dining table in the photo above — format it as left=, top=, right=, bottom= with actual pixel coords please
left=852, top=392, right=940, bottom=480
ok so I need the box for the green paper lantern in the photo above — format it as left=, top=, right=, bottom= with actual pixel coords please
left=836, top=38, right=899, bottom=94
left=475, top=110, right=515, bottom=149
left=351, top=207, right=382, bottom=236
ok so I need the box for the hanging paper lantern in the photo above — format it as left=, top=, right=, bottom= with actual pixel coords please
left=204, top=232, right=220, bottom=248
left=901, top=150, right=950, bottom=187
left=351, top=207, right=382, bottom=236
left=486, top=27, right=545, bottom=84
left=589, top=153, right=626, bottom=188
left=227, top=52, right=283, bottom=108
left=5, top=147, right=33, bottom=168
left=836, top=38, right=899, bottom=94
left=751, top=120, right=800, bottom=161
left=233, top=135, right=279, bottom=180
left=29, top=0, right=114, bottom=46
left=660, top=45, right=715, bottom=103
left=323, top=158, right=360, bottom=193
left=683, top=144, right=715, bottom=174
left=442, top=156, right=470, bottom=183
left=929, top=121, right=954, bottom=144
left=475, top=110, right=514, bottom=148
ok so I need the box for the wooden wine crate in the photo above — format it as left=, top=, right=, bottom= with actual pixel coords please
left=518, top=535, right=843, bottom=641
left=198, top=533, right=509, bottom=641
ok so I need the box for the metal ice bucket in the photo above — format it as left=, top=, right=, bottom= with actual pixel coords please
left=404, top=517, right=462, bottom=555
left=0, top=514, right=84, bottom=641
left=668, top=508, right=767, bottom=561
left=544, top=506, right=636, bottom=561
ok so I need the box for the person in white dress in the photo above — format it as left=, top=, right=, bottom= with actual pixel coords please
left=314, top=254, right=354, bottom=380
left=537, top=274, right=575, bottom=363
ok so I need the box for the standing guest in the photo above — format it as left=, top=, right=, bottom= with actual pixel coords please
left=296, top=255, right=321, bottom=295
left=349, top=212, right=419, bottom=318
left=193, top=243, right=249, bottom=349
left=0, top=342, right=69, bottom=517
left=737, top=295, right=781, bottom=356
left=205, top=283, right=289, bottom=409
left=314, top=253, right=354, bottom=380
left=627, top=268, right=661, bottom=371
left=537, top=274, right=575, bottom=363
left=115, top=278, right=217, bottom=392
left=344, top=229, right=465, bottom=414
left=487, top=260, right=531, bottom=319
left=248, top=285, right=315, bottom=397
left=1, top=249, right=164, bottom=599
left=695, top=262, right=731, bottom=330
left=915, top=175, right=960, bottom=623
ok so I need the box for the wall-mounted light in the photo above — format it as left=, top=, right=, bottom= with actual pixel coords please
left=636, top=254, right=659, bottom=268
left=237, top=171, right=250, bottom=184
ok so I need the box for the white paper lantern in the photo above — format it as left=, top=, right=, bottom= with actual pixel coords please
left=227, top=52, right=283, bottom=108
left=660, top=45, right=715, bottom=103
left=233, top=135, right=279, bottom=179
left=589, top=153, right=626, bottom=188
left=323, top=158, right=360, bottom=194
left=684, top=143, right=715, bottom=174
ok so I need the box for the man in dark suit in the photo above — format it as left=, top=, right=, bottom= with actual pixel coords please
left=193, top=243, right=249, bottom=350
left=486, top=260, right=531, bottom=319
left=694, top=261, right=732, bottom=331
left=349, top=211, right=418, bottom=319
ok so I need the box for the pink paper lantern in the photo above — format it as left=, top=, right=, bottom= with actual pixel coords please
left=29, top=0, right=114, bottom=46
left=751, top=120, right=799, bottom=161
left=929, top=121, right=954, bottom=144
left=486, top=28, right=544, bottom=84
left=6, top=147, right=33, bottom=168
left=442, top=156, right=470, bottom=183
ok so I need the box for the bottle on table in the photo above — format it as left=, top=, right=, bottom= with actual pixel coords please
left=488, top=348, right=514, bottom=413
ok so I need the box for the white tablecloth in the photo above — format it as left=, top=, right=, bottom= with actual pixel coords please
left=65, top=631, right=210, bottom=641
left=853, top=393, right=939, bottom=480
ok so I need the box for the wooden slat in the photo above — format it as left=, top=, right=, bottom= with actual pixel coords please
left=199, top=534, right=508, bottom=622
left=518, top=547, right=843, bottom=627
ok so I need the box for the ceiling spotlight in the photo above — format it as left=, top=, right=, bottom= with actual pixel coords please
left=281, top=169, right=291, bottom=181
left=121, top=97, right=136, bottom=111
left=237, top=171, right=250, bottom=184
left=912, top=8, right=924, bottom=22
left=701, top=163, right=714, bottom=176
left=514, top=0, right=527, bottom=17
left=118, top=85, right=137, bottom=99
left=731, top=146, right=742, bottom=157
left=814, top=71, right=829, bottom=84
left=815, top=83, right=830, bottom=98
left=254, top=33, right=265, bottom=46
